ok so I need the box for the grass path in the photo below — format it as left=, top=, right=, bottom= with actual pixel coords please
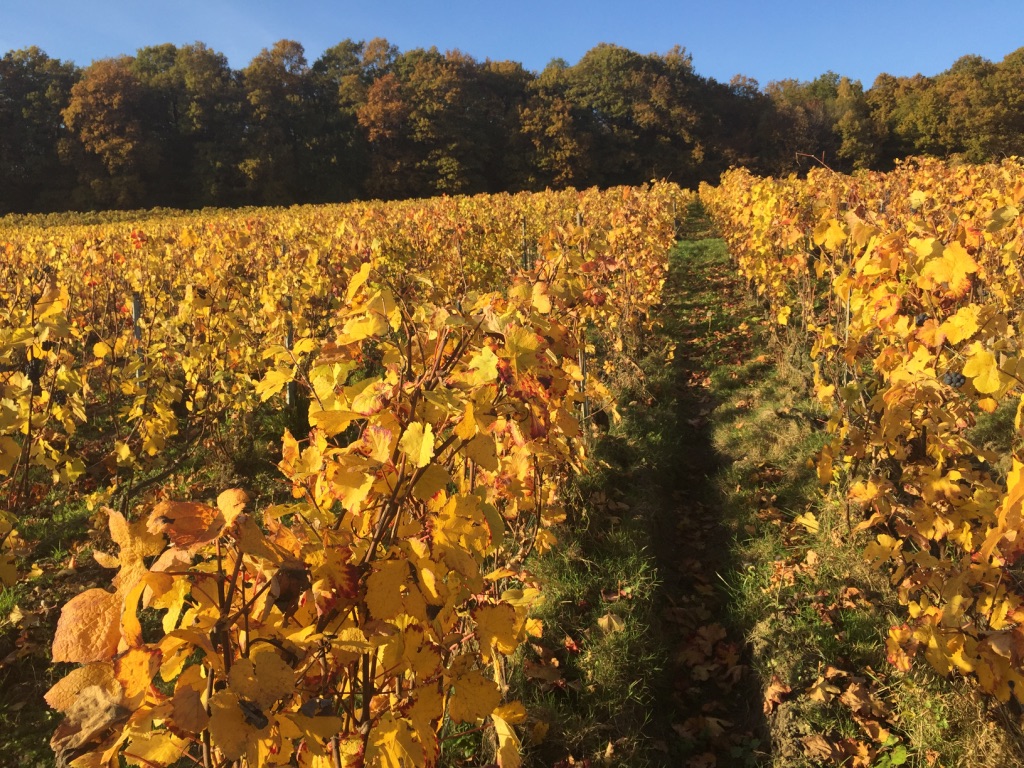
left=515, top=222, right=778, bottom=767
left=517, top=214, right=1024, bottom=768
left=635, top=233, right=772, bottom=766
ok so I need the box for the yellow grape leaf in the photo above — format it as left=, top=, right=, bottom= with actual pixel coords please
left=921, top=241, right=978, bottom=297
left=978, top=398, right=999, bottom=414
left=106, top=507, right=165, bottom=593
left=793, top=511, right=819, bottom=534
left=365, top=558, right=411, bottom=620
left=962, top=346, right=1005, bottom=394
left=148, top=500, right=223, bottom=550
left=865, top=534, right=902, bottom=569
left=108, top=507, right=164, bottom=559
left=217, top=489, right=249, bottom=525
left=0, top=551, right=19, bottom=586
left=115, top=440, right=132, bottom=464
left=448, top=667, right=501, bottom=724
left=910, top=235, right=940, bottom=259
left=171, top=666, right=210, bottom=734
left=366, top=712, right=422, bottom=767
left=292, top=337, right=318, bottom=357
left=813, top=218, right=847, bottom=250
left=346, top=261, right=373, bottom=303
left=115, top=646, right=162, bottom=700
left=416, top=558, right=450, bottom=606
left=817, top=445, right=834, bottom=486
left=400, top=422, right=435, bottom=468
left=308, top=408, right=359, bottom=437
left=228, top=647, right=295, bottom=709
left=776, top=306, right=792, bottom=326
left=255, top=366, right=293, bottom=402
left=93, top=341, right=111, bottom=359
left=466, top=347, right=500, bottom=386
left=359, top=421, right=396, bottom=463
left=52, top=588, right=122, bottom=663
left=455, top=401, right=478, bottom=441
left=208, top=691, right=258, bottom=762
left=407, top=685, right=444, bottom=764
left=493, top=702, right=527, bottom=724
left=464, top=435, right=499, bottom=471
left=49, top=681, right=128, bottom=756
left=413, top=463, right=450, bottom=502
left=531, top=281, right=552, bottom=314
left=279, top=712, right=345, bottom=750
left=339, top=311, right=388, bottom=344
left=0, top=435, right=20, bottom=476
left=34, top=282, right=66, bottom=318
left=986, top=205, right=1019, bottom=232
left=941, top=304, right=981, bottom=344
left=474, top=603, right=521, bottom=662
left=492, top=710, right=522, bottom=768
left=505, top=326, right=540, bottom=373
left=123, top=728, right=188, bottom=767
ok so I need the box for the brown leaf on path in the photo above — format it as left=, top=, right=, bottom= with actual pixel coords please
left=801, top=733, right=875, bottom=767
left=524, top=658, right=563, bottom=684
left=853, top=714, right=890, bottom=744
left=597, top=612, right=625, bottom=635
left=807, top=672, right=844, bottom=704
left=763, top=674, right=792, bottom=714
left=801, top=734, right=841, bottom=761
left=840, top=679, right=889, bottom=718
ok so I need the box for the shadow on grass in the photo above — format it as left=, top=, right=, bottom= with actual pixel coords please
left=514, top=234, right=776, bottom=767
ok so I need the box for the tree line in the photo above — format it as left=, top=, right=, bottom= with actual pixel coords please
left=3, top=38, right=1024, bottom=213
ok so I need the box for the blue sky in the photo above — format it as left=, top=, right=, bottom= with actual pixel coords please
left=2, top=0, right=1023, bottom=87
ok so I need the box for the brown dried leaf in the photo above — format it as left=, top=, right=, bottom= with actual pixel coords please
left=45, top=663, right=119, bottom=712
left=763, top=675, right=791, bottom=714
left=50, top=683, right=129, bottom=755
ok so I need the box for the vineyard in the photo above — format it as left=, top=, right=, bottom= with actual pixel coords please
left=6, top=156, right=1024, bottom=767
left=0, top=183, right=688, bottom=767
left=702, top=158, right=1024, bottom=698
left=700, top=157, right=1024, bottom=764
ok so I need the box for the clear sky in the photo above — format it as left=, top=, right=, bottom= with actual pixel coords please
left=2, top=0, right=1023, bottom=87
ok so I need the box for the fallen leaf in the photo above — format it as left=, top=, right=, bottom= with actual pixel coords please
left=763, top=675, right=791, bottom=714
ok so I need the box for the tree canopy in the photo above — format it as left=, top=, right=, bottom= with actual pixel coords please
left=2, top=38, right=1023, bottom=213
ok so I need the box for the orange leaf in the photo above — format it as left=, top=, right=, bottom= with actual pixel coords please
left=52, top=588, right=122, bottom=663
left=148, top=501, right=223, bottom=550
